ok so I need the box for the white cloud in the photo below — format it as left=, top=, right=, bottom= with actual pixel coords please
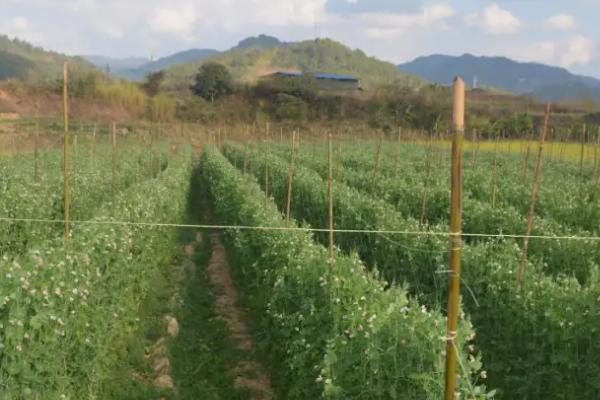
left=3, top=16, right=30, bottom=33
left=560, top=35, right=594, bottom=67
left=362, top=4, right=455, bottom=39
left=466, top=3, right=521, bottom=35
left=149, top=4, right=197, bottom=38
left=502, top=36, right=596, bottom=68
left=545, top=14, right=576, bottom=31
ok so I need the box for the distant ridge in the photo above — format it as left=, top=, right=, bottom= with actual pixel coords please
left=398, top=53, right=600, bottom=102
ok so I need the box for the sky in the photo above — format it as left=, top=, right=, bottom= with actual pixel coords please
left=2, top=0, right=600, bottom=77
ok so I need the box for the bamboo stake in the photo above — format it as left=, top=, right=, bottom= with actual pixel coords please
left=327, top=132, right=334, bottom=272
left=111, top=122, right=117, bottom=216
left=517, top=102, right=551, bottom=286
left=63, top=62, right=70, bottom=242
left=285, top=131, right=297, bottom=227
left=444, top=76, right=465, bottom=400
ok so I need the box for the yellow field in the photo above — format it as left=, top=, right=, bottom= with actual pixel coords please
left=432, top=140, right=600, bottom=163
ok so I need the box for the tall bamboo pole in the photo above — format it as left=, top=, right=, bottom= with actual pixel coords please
left=63, top=62, right=70, bottom=242
left=444, top=77, right=465, bottom=400
left=517, top=102, right=551, bottom=286
left=285, top=131, right=297, bottom=227
left=327, top=132, right=334, bottom=272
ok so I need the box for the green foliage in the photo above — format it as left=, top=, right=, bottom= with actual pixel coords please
left=0, top=144, right=193, bottom=398
left=191, top=62, right=233, bottom=102
left=0, top=34, right=94, bottom=82
left=273, top=93, right=309, bottom=121
left=147, top=94, right=176, bottom=122
left=226, top=142, right=600, bottom=399
left=96, top=81, right=147, bottom=115
left=143, top=70, right=166, bottom=97
left=201, top=147, right=487, bottom=399
left=165, top=38, right=423, bottom=90
left=0, top=50, right=35, bottom=80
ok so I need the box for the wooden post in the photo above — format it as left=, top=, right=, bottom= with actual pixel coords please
left=327, top=132, right=334, bottom=272
left=444, top=76, right=465, bottom=400
left=63, top=62, right=70, bottom=242
left=285, top=131, right=297, bottom=227
left=111, top=122, right=117, bottom=216
left=517, top=103, right=551, bottom=286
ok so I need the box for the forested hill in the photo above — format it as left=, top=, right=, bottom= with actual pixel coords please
left=165, top=38, right=423, bottom=89
left=0, top=35, right=92, bottom=81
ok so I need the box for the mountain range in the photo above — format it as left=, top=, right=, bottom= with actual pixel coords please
left=2, top=31, right=600, bottom=104
left=398, top=54, right=600, bottom=103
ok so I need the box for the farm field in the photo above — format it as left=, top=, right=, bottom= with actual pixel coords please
left=1, top=117, right=598, bottom=399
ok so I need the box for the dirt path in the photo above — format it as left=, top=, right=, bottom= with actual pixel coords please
left=205, top=232, right=273, bottom=400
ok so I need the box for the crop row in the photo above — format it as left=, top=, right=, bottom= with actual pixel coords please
left=0, top=144, right=169, bottom=255
left=290, top=140, right=599, bottom=233
left=224, top=143, right=600, bottom=399
left=0, top=146, right=192, bottom=398
left=266, top=143, right=600, bottom=284
left=200, top=147, right=488, bottom=399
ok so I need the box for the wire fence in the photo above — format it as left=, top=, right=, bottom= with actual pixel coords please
left=0, top=217, right=599, bottom=241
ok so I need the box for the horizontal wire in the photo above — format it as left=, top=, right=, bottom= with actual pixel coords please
left=0, top=217, right=599, bottom=241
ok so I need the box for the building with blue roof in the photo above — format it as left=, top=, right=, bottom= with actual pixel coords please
left=265, top=71, right=360, bottom=91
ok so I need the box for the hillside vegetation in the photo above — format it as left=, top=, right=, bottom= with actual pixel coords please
left=165, top=38, right=423, bottom=90
left=0, top=35, right=92, bottom=81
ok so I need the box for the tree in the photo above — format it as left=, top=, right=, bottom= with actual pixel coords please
left=143, top=70, right=165, bottom=97
left=192, top=63, right=232, bottom=102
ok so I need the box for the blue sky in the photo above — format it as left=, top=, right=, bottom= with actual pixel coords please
left=2, top=0, right=599, bottom=77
